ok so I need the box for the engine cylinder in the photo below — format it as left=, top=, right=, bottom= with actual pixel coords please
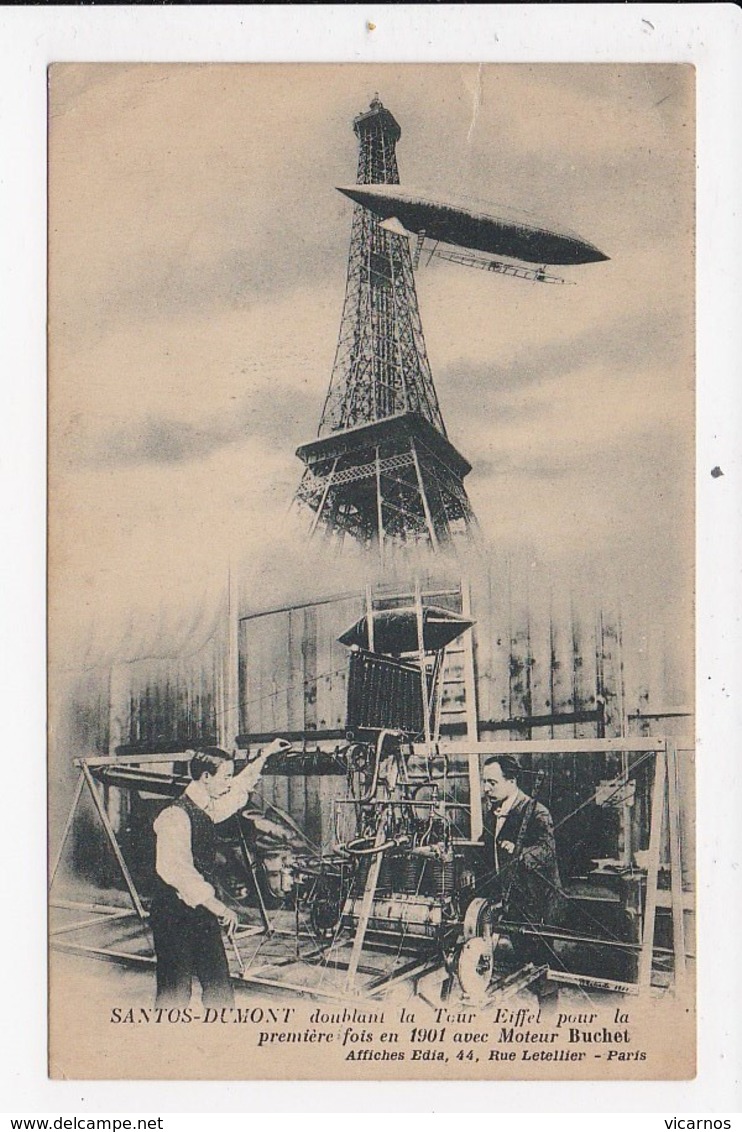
left=342, top=893, right=444, bottom=938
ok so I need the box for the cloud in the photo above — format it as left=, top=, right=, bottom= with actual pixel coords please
left=49, top=64, right=363, bottom=345
left=439, top=304, right=690, bottom=409
left=80, top=415, right=232, bottom=467
left=70, top=382, right=320, bottom=471
left=51, top=281, right=340, bottom=474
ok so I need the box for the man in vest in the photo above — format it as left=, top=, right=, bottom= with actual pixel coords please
left=150, top=740, right=290, bottom=1008
left=480, top=754, right=563, bottom=972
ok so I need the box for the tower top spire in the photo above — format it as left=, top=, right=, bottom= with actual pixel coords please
left=353, top=95, right=401, bottom=146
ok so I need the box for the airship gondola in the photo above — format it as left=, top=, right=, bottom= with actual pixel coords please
left=336, top=183, right=608, bottom=284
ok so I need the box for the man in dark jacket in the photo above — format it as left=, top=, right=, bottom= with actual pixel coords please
left=479, top=754, right=563, bottom=968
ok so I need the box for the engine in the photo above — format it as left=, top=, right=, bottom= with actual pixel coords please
left=286, top=730, right=477, bottom=950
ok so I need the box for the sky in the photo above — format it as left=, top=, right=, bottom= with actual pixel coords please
left=48, top=63, right=694, bottom=667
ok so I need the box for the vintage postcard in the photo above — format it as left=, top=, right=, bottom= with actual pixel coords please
left=48, top=62, right=695, bottom=1080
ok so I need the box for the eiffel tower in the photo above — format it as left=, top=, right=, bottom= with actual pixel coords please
left=295, top=96, right=477, bottom=558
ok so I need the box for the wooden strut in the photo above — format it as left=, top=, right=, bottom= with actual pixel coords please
left=80, top=761, right=147, bottom=922
left=503, top=737, right=687, bottom=994
left=365, top=583, right=375, bottom=655
left=50, top=942, right=156, bottom=967
left=50, top=759, right=149, bottom=925
left=423, top=737, right=667, bottom=756
left=344, top=815, right=389, bottom=993
left=50, top=754, right=285, bottom=978
left=50, top=898, right=133, bottom=914
left=366, top=957, right=441, bottom=996
left=51, top=910, right=137, bottom=938
left=637, top=744, right=667, bottom=989
left=489, top=964, right=548, bottom=1001
left=49, top=770, right=86, bottom=889
left=236, top=710, right=606, bottom=748
left=236, top=821, right=271, bottom=934
left=415, top=577, right=432, bottom=750
left=374, top=445, right=385, bottom=565
left=461, top=579, right=483, bottom=842
left=666, top=741, right=687, bottom=988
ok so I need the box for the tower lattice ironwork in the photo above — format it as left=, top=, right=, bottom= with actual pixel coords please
left=295, top=96, right=477, bottom=556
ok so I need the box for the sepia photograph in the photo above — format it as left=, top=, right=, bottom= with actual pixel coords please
left=47, top=61, right=696, bottom=1081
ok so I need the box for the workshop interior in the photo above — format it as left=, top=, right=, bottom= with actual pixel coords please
left=50, top=574, right=693, bottom=1007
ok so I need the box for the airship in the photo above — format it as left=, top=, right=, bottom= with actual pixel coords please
left=336, top=183, right=608, bottom=283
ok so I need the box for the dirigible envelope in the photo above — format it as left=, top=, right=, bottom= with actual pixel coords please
left=336, top=183, right=609, bottom=266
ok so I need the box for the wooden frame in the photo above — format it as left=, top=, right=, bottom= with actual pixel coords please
left=50, top=736, right=689, bottom=999
left=409, top=735, right=686, bottom=992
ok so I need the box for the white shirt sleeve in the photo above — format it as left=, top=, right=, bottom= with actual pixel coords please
left=153, top=805, right=216, bottom=909
left=208, top=760, right=265, bottom=824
